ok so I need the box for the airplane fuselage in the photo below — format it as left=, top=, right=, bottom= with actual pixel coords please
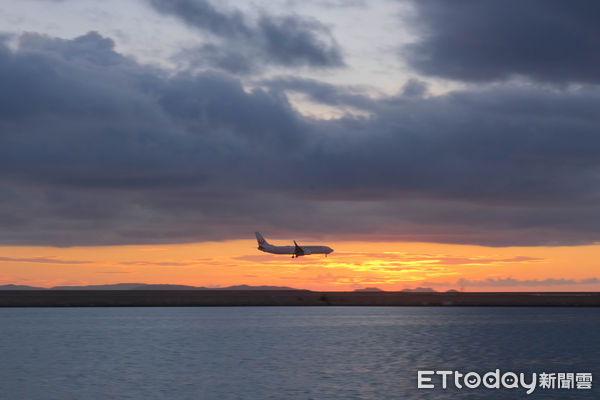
left=255, top=232, right=333, bottom=257
left=258, top=244, right=333, bottom=255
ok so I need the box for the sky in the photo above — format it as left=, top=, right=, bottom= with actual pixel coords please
left=1, top=0, right=600, bottom=291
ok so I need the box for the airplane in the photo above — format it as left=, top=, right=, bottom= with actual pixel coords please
left=255, top=232, right=333, bottom=258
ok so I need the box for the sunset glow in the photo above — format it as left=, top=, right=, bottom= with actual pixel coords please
left=3, top=240, right=599, bottom=291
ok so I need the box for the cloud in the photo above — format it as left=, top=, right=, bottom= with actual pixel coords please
left=456, top=277, right=600, bottom=287
left=404, top=0, right=600, bottom=83
left=261, top=76, right=377, bottom=110
left=147, top=0, right=344, bottom=73
left=17, top=31, right=125, bottom=66
left=2, top=32, right=600, bottom=246
left=0, top=256, right=91, bottom=264
left=285, top=0, right=366, bottom=8
left=432, top=256, right=543, bottom=266
left=118, top=261, right=197, bottom=267
left=234, top=255, right=284, bottom=263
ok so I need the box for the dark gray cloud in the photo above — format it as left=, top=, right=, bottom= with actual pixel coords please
left=261, top=76, right=377, bottom=109
left=183, top=43, right=257, bottom=74
left=405, top=0, right=600, bottom=83
left=148, top=0, right=344, bottom=73
left=17, top=31, right=125, bottom=66
left=285, top=0, right=366, bottom=8
left=2, top=32, right=600, bottom=246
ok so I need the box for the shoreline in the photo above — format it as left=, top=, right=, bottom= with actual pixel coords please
left=0, top=290, right=599, bottom=307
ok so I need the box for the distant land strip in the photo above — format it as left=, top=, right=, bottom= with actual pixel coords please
left=1, top=290, right=599, bottom=307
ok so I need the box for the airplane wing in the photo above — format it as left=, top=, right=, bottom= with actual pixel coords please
left=293, top=240, right=305, bottom=257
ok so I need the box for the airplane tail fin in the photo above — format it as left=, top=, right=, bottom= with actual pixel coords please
left=255, top=232, right=269, bottom=246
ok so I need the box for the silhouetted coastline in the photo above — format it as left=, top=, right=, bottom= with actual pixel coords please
left=0, top=290, right=599, bottom=307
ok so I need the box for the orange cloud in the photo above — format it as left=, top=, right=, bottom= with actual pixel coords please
left=0, top=240, right=598, bottom=291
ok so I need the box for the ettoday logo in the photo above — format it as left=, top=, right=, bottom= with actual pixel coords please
left=418, top=370, right=592, bottom=395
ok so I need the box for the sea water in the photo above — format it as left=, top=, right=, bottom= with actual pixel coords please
left=0, top=307, right=598, bottom=399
